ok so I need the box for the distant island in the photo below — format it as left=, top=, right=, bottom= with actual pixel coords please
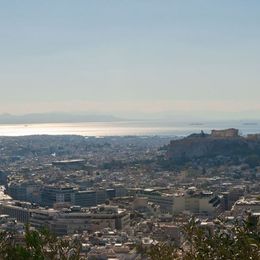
left=0, top=113, right=124, bottom=124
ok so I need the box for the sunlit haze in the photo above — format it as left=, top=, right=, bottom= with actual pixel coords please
left=0, top=2, right=260, bottom=257
left=1, top=1, right=260, bottom=120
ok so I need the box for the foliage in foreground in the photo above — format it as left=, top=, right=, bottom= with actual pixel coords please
left=0, top=217, right=259, bottom=260
left=0, top=226, right=81, bottom=260
left=141, top=217, right=260, bottom=260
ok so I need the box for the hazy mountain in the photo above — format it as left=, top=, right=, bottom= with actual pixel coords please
left=0, top=113, right=123, bottom=124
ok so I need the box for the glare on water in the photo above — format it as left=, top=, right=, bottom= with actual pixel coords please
left=0, top=121, right=257, bottom=137
left=0, top=122, right=180, bottom=136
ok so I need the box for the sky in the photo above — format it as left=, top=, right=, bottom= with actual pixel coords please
left=0, top=0, right=260, bottom=120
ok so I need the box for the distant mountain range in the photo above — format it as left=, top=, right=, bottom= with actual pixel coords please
left=0, top=113, right=123, bottom=124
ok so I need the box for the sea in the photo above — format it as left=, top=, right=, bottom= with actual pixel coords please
left=0, top=120, right=259, bottom=137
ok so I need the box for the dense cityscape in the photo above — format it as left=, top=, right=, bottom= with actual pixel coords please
left=0, top=129, right=259, bottom=259
left=1, top=1, right=260, bottom=258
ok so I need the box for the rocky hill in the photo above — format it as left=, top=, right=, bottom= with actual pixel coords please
left=164, top=129, right=260, bottom=167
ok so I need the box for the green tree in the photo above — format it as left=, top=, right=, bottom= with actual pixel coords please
left=142, top=216, right=260, bottom=260
left=0, top=226, right=82, bottom=260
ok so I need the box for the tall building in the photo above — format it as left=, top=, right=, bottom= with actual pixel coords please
left=173, top=191, right=222, bottom=216
left=96, top=189, right=107, bottom=204
left=0, top=201, right=31, bottom=223
left=0, top=171, right=8, bottom=186
left=8, top=182, right=41, bottom=203
left=30, top=205, right=130, bottom=236
left=8, top=183, right=27, bottom=201
left=74, top=190, right=97, bottom=207
left=41, top=186, right=75, bottom=207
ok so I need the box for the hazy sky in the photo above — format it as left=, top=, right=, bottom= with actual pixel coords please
left=0, top=1, right=260, bottom=119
